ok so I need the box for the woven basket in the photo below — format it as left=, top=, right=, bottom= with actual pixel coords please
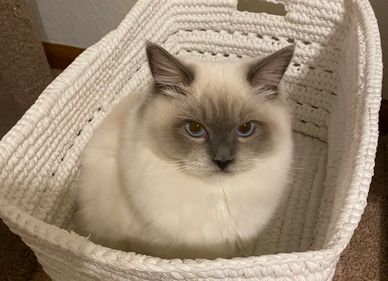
left=0, top=0, right=382, bottom=280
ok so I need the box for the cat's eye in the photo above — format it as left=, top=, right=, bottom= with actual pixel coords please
left=237, top=121, right=256, bottom=137
left=184, top=121, right=206, bottom=138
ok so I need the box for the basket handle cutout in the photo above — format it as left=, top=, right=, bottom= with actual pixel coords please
left=237, top=0, right=287, bottom=16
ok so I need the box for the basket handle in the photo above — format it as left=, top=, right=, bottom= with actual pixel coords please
left=236, top=0, right=288, bottom=17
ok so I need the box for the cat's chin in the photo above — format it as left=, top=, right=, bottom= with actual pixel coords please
left=212, top=169, right=237, bottom=176
left=181, top=166, right=248, bottom=179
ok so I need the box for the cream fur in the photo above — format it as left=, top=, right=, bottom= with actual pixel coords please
left=75, top=58, right=293, bottom=259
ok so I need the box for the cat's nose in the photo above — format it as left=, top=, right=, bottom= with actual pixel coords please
left=213, top=159, right=233, bottom=170
left=211, top=143, right=234, bottom=170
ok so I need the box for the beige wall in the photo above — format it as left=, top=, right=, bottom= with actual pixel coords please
left=27, top=0, right=137, bottom=48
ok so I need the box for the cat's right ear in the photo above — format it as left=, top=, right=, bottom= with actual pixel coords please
left=247, top=45, right=295, bottom=99
left=146, top=41, right=194, bottom=95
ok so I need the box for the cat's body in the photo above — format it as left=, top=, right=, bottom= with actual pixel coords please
left=76, top=43, right=294, bottom=259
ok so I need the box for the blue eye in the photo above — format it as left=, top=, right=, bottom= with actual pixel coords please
left=237, top=121, right=256, bottom=137
left=184, top=121, right=206, bottom=138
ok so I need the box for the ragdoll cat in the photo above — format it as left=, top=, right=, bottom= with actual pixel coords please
left=75, top=42, right=295, bottom=259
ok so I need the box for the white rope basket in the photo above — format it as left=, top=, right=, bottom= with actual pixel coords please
left=0, top=0, right=382, bottom=280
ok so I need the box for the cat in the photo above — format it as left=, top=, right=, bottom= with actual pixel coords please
left=75, top=41, right=295, bottom=259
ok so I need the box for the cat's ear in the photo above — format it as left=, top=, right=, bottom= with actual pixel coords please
left=146, top=41, right=194, bottom=94
left=247, top=45, right=295, bottom=98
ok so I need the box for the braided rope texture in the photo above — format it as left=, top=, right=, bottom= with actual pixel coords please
left=0, top=0, right=382, bottom=280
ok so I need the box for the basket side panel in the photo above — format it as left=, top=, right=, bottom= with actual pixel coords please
left=315, top=0, right=382, bottom=251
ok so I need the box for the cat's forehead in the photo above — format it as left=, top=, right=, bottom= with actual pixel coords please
left=166, top=59, right=269, bottom=124
left=191, top=61, right=261, bottom=122
left=175, top=89, right=258, bottom=126
left=191, top=60, right=248, bottom=92
left=200, top=90, right=246, bottom=118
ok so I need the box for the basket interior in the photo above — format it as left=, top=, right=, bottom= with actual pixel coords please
left=0, top=0, right=362, bottom=257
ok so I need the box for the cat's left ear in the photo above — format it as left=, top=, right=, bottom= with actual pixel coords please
left=247, top=45, right=295, bottom=98
left=146, top=41, right=194, bottom=95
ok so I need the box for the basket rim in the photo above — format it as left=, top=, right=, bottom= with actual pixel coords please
left=0, top=0, right=382, bottom=275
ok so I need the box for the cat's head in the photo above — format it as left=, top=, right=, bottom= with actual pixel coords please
left=141, top=42, right=294, bottom=176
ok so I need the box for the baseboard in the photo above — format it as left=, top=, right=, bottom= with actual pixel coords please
left=42, top=42, right=85, bottom=70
